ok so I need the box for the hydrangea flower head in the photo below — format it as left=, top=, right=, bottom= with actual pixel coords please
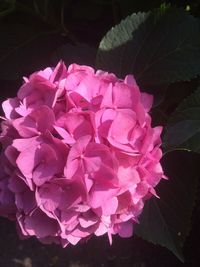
left=0, top=61, right=165, bottom=246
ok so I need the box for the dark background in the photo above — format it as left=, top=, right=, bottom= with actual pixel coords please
left=0, top=0, right=200, bottom=266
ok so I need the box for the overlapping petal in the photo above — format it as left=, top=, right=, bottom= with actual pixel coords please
left=0, top=61, right=165, bottom=247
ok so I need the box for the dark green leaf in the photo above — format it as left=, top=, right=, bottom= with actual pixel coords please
left=96, top=8, right=200, bottom=95
left=164, top=86, right=200, bottom=152
left=135, top=151, right=199, bottom=262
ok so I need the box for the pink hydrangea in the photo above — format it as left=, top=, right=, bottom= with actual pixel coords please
left=0, top=61, right=165, bottom=246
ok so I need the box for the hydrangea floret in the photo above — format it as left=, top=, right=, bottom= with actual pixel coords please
left=0, top=62, right=165, bottom=246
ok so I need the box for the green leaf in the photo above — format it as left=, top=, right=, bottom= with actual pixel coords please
left=135, top=151, right=199, bottom=262
left=164, top=86, right=200, bottom=152
left=96, top=7, right=200, bottom=94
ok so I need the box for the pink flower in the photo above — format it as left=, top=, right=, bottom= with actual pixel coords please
left=0, top=61, right=165, bottom=247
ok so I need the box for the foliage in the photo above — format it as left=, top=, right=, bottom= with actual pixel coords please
left=95, top=5, right=200, bottom=260
left=0, top=0, right=200, bottom=263
left=164, top=86, right=200, bottom=152
left=135, top=151, right=199, bottom=261
left=96, top=6, right=200, bottom=96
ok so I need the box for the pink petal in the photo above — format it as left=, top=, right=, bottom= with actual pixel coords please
left=117, top=220, right=133, bottom=238
left=24, top=209, right=59, bottom=238
left=141, top=93, right=153, bottom=112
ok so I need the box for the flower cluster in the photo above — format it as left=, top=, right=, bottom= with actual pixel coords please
left=0, top=62, right=165, bottom=246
